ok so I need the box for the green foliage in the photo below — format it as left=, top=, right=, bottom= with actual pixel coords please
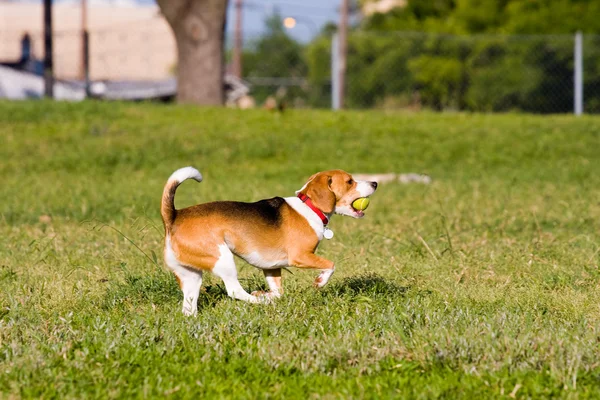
left=503, top=0, right=600, bottom=34
left=242, top=13, right=308, bottom=105
left=301, top=0, right=600, bottom=111
left=304, top=34, right=333, bottom=108
left=583, top=35, right=600, bottom=113
left=362, top=0, right=600, bottom=35
left=1, top=101, right=600, bottom=397
left=408, top=55, right=462, bottom=110
left=236, top=0, right=600, bottom=112
left=244, top=14, right=307, bottom=78
left=305, top=31, right=594, bottom=112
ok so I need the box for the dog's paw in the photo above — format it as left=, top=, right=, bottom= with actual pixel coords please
left=251, top=290, right=280, bottom=303
left=314, top=268, right=335, bottom=288
left=182, top=307, right=197, bottom=316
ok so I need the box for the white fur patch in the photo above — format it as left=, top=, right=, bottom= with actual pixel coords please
left=212, top=244, right=236, bottom=278
left=316, top=267, right=335, bottom=288
left=168, top=166, right=203, bottom=184
left=295, top=175, right=316, bottom=195
left=285, top=196, right=325, bottom=240
left=164, top=235, right=179, bottom=268
left=264, top=273, right=282, bottom=297
left=334, top=204, right=356, bottom=217
left=212, top=244, right=259, bottom=303
left=243, top=251, right=288, bottom=270
left=356, top=180, right=376, bottom=197
left=164, top=235, right=203, bottom=316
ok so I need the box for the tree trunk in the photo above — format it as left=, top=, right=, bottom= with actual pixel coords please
left=157, top=0, right=228, bottom=105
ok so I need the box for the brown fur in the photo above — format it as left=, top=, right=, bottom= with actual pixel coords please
left=169, top=199, right=321, bottom=272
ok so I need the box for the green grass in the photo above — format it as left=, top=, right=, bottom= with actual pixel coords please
left=1, top=101, right=600, bottom=398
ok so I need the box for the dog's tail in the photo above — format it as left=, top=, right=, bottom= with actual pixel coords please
left=161, top=166, right=203, bottom=231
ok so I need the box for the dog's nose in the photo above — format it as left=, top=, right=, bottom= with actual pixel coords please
left=371, top=181, right=378, bottom=190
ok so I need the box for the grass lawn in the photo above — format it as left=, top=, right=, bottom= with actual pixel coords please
left=1, top=101, right=600, bottom=398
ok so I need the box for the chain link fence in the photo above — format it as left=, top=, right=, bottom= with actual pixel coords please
left=343, top=32, right=575, bottom=113
left=3, top=21, right=600, bottom=113
left=228, top=32, right=317, bottom=109
left=239, top=31, right=600, bottom=114
left=583, top=35, right=600, bottom=113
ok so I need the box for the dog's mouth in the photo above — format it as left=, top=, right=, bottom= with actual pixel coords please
left=353, top=209, right=365, bottom=218
left=350, top=197, right=368, bottom=218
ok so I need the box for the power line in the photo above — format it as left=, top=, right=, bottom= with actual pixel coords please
left=242, top=1, right=335, bottom=14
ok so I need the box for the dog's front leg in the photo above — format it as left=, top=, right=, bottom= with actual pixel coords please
left=290, top=253, right=335, bottom=288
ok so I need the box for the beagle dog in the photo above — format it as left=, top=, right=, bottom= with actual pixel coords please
left=161, top=167, right=377, bottom=315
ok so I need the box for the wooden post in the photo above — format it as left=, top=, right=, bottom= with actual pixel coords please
left=80, top=0, right=88, bottom=81
left=331, top=33, right=339, bottom=109
left=574, top=31, right=583, bottom=115
left=337, top=0, right=348, bottom=109
left=43, top=0, right=53, bottom=98
left=232, top=0, right=243, bottom=78
left=84, top=31, right=91, bottom=97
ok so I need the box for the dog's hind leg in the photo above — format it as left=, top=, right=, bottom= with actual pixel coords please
left=251, top=268, right=283, bottom=299
left=165, top=235, right=203, bottom=316
left=212, top=244, right=260, bottom=303
left=172, top=265, right=203, bottom=316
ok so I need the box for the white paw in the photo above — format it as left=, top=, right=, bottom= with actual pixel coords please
left=314, top=268, right=335, bottom=288
left=250, top=291, right=282, bottom=304
left=182, top=307, right=197, bottom=316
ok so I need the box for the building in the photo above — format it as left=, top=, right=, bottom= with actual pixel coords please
left=361, top=0, right=406, bottom=16
left=0, top=1, right=176, bottom=80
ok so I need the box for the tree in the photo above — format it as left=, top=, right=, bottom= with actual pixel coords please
left=242, top=13, right=308, bottom=105
left=156, top=0, right=228, bottom=105
left=305, top=0, right=600, bottom=112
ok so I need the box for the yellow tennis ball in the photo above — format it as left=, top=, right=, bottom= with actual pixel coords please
left=352, top=197, right=370, bottom=211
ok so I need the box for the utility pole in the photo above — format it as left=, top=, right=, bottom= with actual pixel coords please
left=43, top=0, right=53, bottom=98
left=574, top=31, right=583, bottom=115
left=337, top=0, right=348, bottom=109
left=81, top=0, right=91, bottom=96
left=80, top=0, right=88, bottom=80
left=232, top=0, right=243, bottom=78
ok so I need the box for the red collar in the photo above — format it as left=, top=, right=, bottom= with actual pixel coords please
left=297, top=193, right=329, bottom=225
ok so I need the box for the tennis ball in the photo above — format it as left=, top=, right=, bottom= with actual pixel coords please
left=352, top=197, right=370, bottom=211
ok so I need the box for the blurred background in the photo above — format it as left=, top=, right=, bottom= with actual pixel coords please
left=1, top=0, right=599, bottom=113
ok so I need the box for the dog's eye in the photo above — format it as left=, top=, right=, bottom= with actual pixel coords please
left=347, top=179, right=354, bottom=185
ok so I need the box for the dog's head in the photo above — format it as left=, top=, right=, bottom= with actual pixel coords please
left=296, top=170, right=377, bottom=218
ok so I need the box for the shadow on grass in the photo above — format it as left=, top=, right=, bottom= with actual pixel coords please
left=101, top=270, right=231, bottom=311
left=101, top=271, right=408, bottom=311
left=323, top=273, right=409, bottom=299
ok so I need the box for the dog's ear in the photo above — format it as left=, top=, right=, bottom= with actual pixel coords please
left=295, top=172, right=318, bottom=195
left=302, top=173, right=335, bottom=214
